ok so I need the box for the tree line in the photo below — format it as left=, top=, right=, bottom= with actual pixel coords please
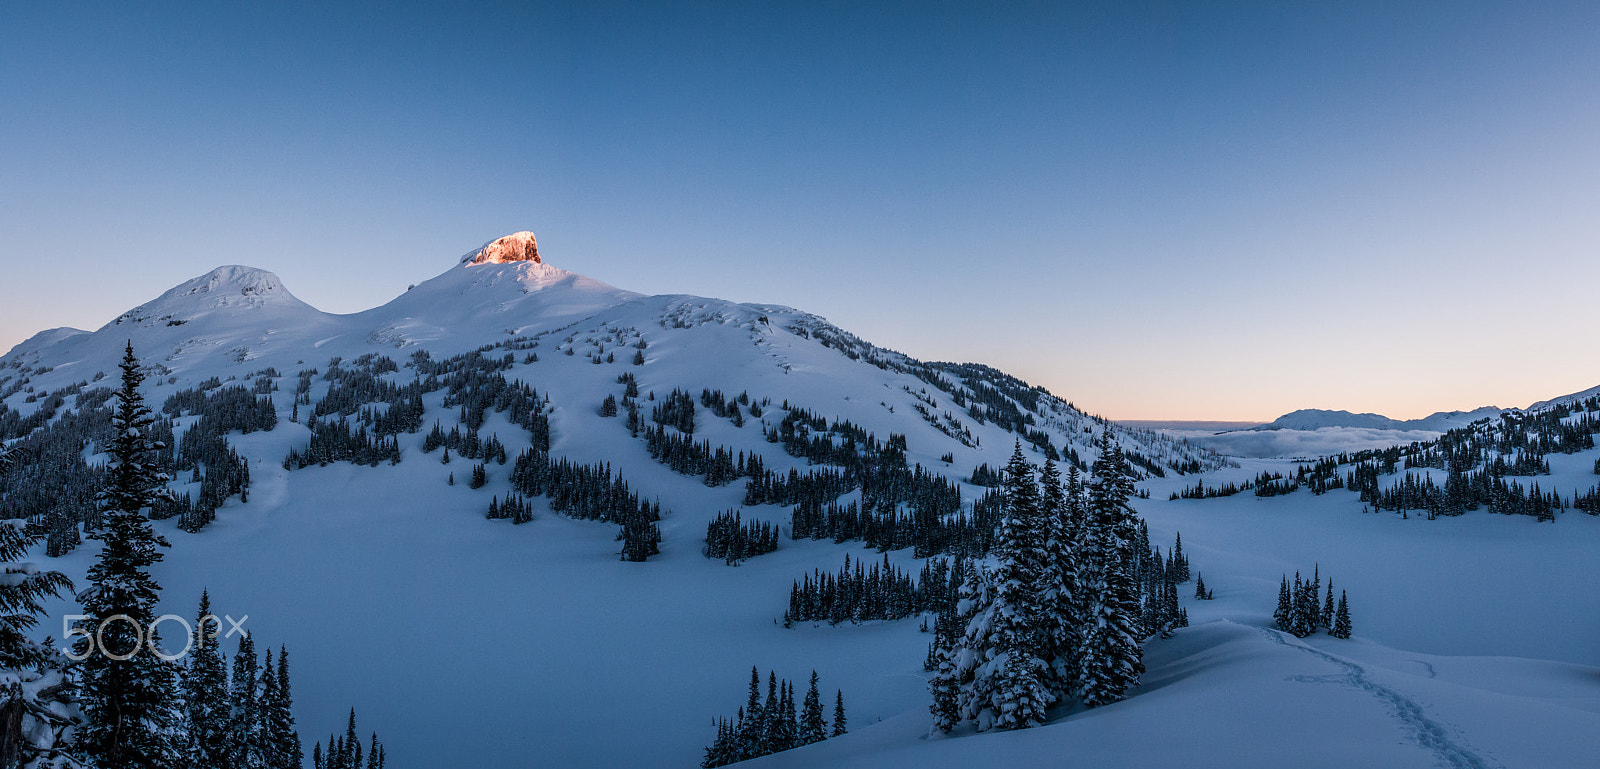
left=700, top=668, right=845, bottom=768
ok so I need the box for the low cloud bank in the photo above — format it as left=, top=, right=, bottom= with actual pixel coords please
left=1166, top=427, right=1444, bottom=459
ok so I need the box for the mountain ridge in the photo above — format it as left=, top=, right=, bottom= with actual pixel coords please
left=0, top=233, right=1223, bottom=481
left=1252, top=406, right=1506, bottom=433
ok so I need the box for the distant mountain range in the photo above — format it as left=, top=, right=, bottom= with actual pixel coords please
left=1250, top=384, right=1600, bottom=434
left=1251, top=407, right=1505, bottom=433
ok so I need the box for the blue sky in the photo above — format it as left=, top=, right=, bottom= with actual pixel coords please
left=3, top=2, right=1598, bottom=420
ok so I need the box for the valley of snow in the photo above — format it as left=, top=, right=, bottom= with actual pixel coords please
left=5, top=236, right=1597, bottom=768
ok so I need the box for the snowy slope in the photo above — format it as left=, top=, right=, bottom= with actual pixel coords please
left=6, top=233, right=1599, bottom=768
left=1528, top=383, right=1600, bottom=412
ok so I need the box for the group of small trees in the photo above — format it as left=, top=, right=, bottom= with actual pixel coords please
left=1274, top=566, right=1352, bottom=639
left=703, top=510, right=778, bottom=564
left=929, top=436, right=1147, bottom=733
left=484, top=494, right=534, bottom=524
left=184, top=593, right=303, bottom=769
left=310, top=710, right=385, bottom=769
left=701, top=668, right=845, bottom=768
left=783, top=553, right=930, bottom=625
left=507, top=449, right=663, bottom=561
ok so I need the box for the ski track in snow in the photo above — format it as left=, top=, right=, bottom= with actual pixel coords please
left=1259, top=627, right=1502, bottom=769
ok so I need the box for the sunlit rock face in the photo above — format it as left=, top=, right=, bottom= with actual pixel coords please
left=463, top=232, right=540, bottom=265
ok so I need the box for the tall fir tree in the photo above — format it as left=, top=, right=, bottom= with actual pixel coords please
left=956, top=443, right=1051, bottom=730
left=996, top=443, right=1050, bottom=726
left=187, top=591, right=231, bottom=769
left=343, top=709, right=361, bottom=769
left=276, top=647, right=303, bottom=769
left=365, top=733, right=384, bottom=769
left=1171, top=532, right=1189, bottom=582
left=75, top=342, right=190, bottom=769
left=259, top=656, right=280, bottom=767
left=800, top=671, right=827, bottom=745
left=1331, top=591, right=1353, bottom=639
left=831, top=690, right=847, bottom=737
left=1321, top=579, right=1336, bottom=629
left=1077, top=434, right=1146, bottom=708
left=227, top=632, right=268, bottom=769
left=1274, top=575, right=1292, bottom=631
left=928, top=560, right=981, bottom=734
left=1036, top=457, right=1080, bottom=700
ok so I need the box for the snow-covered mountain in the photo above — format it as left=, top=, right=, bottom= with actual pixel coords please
left=2, top=232, right=1217, bottom=479
left=3, top=233, right=1597, bottom=769
left=1253, top=406, right=1505, bottom=433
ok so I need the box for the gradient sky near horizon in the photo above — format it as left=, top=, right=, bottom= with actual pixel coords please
left=4, top=2, right=1598, bottom=421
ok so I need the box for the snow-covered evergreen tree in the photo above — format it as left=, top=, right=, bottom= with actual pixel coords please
left=951, top=443, right=1052, bottom=730
left=928, top=560, right=981, bottom=734
left=1077, top=434, right=1145, bottom=708
left=0, top=518, right=81, bottom=768
left=1036, top=457, right=1081, bottom=700
left=0, top=520, right=72, bottom=671
left=74, top=343, right=189, bottom=768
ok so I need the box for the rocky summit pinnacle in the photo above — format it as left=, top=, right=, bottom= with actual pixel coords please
left=463, top=232, right=541, bottom=265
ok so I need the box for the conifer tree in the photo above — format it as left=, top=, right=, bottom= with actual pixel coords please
left=929, top=560, right=981, bottom=734
left=800, top=671, right=827, bottom=745
left=1036, top=457, right=1080, bottom=700
left=260, top=655, right=280, bottom=765
left=619, top=505, right=661, bottom=562
left=1077, top=434, right=1145, bottom=708
left=0, top=520, right=72, bottom=668
left=276, top=647, right=303, bottom=769
left=976, top=443, right=1050, bottom=729
left=0, top=517, right=78, bottom=766
left=832, top=690, right=847, bottom=736
left=188, top=591, right=231, bottom=769
left=1331, top=591, right=1353, bottom=639
left=1171, top=532, right=1190, bottom=582
left=738, top=667, right=761, bottom=754
left=1322, top=579, right=1336, bottom=629
left=927, top=637, right=961, bottom=733
left=1274, top=575, right=1292, bottom=631
left=365, top=733, right=385, bottom=769
left=1309, top=566, right=1322, bottom=631
left=75, top=342, right=189, bottom=768
left=228, top=633, right=268, bottom=768
left=344, top=709, right=362, bottom=769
